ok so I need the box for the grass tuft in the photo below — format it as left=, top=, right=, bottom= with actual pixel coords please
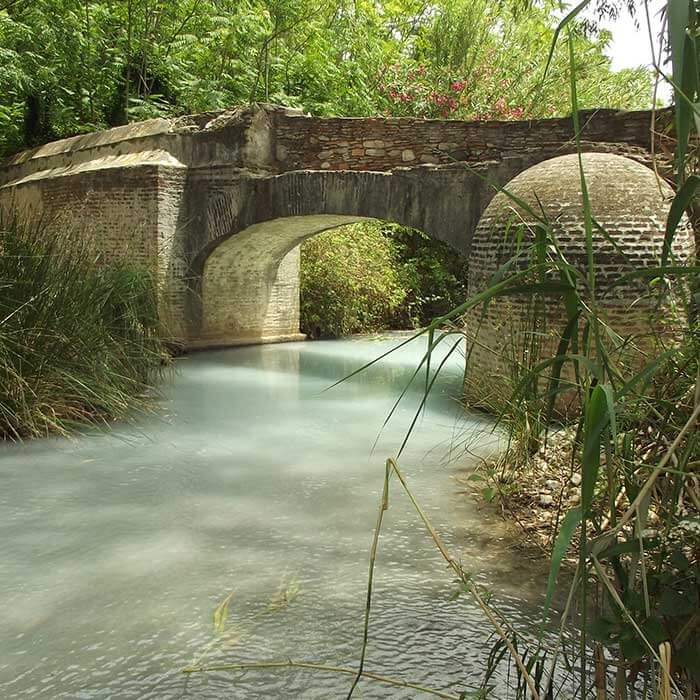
left=0, top=218, right=168, bottom=440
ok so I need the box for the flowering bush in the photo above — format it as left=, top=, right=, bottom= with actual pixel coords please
left=378, top=61, right=539, bottom=121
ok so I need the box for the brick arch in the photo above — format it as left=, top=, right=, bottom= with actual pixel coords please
left=194, top=215, right=368, bottom=347
left=189, top=143, right=656, bottom=270
left=184, top=145, right=657, bottom=346
left=185, top=165, right=490, bottom=345
left=0, top=102, right=662, bottom=348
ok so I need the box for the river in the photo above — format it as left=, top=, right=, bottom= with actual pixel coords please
left=0, top=335, right=551, bottom=698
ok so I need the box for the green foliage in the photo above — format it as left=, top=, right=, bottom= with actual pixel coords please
left=385, top=224, right=468, bottom=328
left=299, top=223, right=406, bottom=338
left=0, top=219, right=166, bottom=439
left=0, top=0, right=655, bottom=157
left=299, top=221, right=468, bottom=337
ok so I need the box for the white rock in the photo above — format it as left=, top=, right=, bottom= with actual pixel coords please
left=545, top=479, right=560, bottom=490
left=570, top=473, right=582, bottom=486
left=539, top=494, right=554, bottom=507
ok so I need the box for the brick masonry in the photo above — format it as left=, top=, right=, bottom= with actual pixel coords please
left=463, top=152, right=695, bottom=414
left=0, top=104, right=691, bottom=350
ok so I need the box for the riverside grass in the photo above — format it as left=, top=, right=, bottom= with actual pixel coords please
left=0, top=219, right=166, bottom=440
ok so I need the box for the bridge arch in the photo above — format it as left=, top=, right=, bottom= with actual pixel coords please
left=183, top=166, right=486, bottom=346
left=184, top=145, right=654, bottom=347
left=196, top=216, right=368, bottom=347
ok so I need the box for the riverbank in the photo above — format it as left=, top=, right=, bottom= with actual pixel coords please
left=463, top=427, right=582, bottom=560
left=460, top=338, right=700, bottom=695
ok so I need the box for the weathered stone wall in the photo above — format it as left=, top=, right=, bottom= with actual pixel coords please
left=272, top=108, right=665, bottom=172
left=0, top=153, right=190, bottom=338
left=0, top=104, right=675, bottom=349
left=0, top=159, right=167, bottom=264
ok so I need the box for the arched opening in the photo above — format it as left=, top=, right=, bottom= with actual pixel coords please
left=195, top=214, right=469, bottom=348
left=196, top=216, right=368, bottom=348
left=299, top=220, right=469, bottom=338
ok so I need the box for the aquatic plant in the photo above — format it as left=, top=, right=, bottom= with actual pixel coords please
left=0, top=218, right=167, bottom=439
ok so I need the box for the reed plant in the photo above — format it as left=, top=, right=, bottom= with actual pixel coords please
left=0, top=218, right=167, bottom=440
left=191, top=1, right=698, bottom=696
left=386, top=5, right=699, bottom=696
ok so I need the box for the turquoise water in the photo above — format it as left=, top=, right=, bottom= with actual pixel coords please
left=0, top=335, right=549, bottom=698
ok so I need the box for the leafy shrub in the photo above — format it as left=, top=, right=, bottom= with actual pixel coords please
left=299, top=223, right=406, bottom=338
left=0, top=219, right=166, bottom=439
left=299, top=221, right=468, bottom=337
left=386, top=223, right=468, bottom=328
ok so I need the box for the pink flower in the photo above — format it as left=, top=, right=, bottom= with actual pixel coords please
left=495, top=97, right=507, bottom=112
left=451, top=80, right=466, bottom=92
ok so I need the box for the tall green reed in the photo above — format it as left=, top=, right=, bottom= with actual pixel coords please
left=328, top=3, right=700, bottom=696
left=191, top=1, right=698, bottom=696
left=0, top=218, right=167, bottom=439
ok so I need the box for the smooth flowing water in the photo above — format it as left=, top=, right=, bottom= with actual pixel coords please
left=0, top=335, right=550, bottom=699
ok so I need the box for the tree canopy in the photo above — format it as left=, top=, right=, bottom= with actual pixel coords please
left=0, top=0, right=654, bottom=156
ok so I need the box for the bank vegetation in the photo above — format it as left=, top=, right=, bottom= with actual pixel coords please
left=299, top=222, right=468, bottom=338
left=0, top=220, right=166, bottom=440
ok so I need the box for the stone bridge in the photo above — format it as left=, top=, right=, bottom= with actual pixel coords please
left=0, top=104, right=665, bottom=348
